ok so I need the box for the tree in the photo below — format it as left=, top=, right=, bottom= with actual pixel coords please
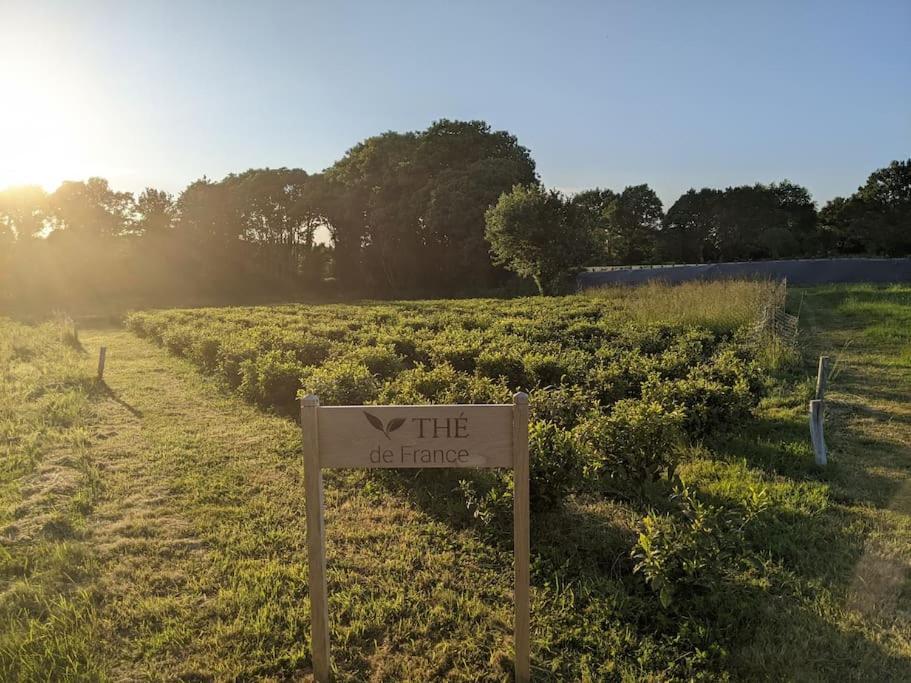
left=48, top=178, right=134, bottom=239
left=485, top=185, right=597, bottom=295
left=818, top=162, right=911, bottom=257
left=226, top=168, right=316, bottom=282
left=322, top=119, right=537, bottom=294
left=570, top=188, right=616, bottom=261
left=0, top=185, right=48, bottom=239
left=851, top=160, right=911, bottom=256
left=769, top=180, right=817, bottom=255
left=603, top=184, right=663, bottom=264
left=818, top=196, right=859, bottom=254
left=711, top=182, right=816, bottom=261
left=323, top=131, right=421, bottom=291
left=659, top=188, right=721, bottom=263
left=134, top=188, right=175, bottom=237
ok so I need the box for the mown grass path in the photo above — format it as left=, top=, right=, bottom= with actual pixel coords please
left=727, top=286, right=911, bottom=680
left=79, top=328, right=518, bottom=681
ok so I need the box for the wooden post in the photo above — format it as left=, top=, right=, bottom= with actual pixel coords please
left=815, top=355, right=830, bottom=401
left=97, top=346, right=107, bottom=381
left=809, top=399, right=827, bottom=466
left=302, top=394, right=330, bottom=682
left=512, top=392, right=530, bottom=683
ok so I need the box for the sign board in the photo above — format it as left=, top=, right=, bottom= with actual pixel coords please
left=318, top=404, right=514, bottom=468
left=301, top=393, right=530, bottom=682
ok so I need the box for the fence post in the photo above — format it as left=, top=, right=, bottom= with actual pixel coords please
left=97, top=346, right=107, bottom=381
left=809, top=399, right=827, bottom=465
left=301, top=394, right=330, bottom=682
left=512, top=392, right=530, bottom=683
left=815, top=355, right=830, bottom=400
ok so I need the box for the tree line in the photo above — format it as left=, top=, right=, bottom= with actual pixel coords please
left=1, top=118, right=908, bottom=306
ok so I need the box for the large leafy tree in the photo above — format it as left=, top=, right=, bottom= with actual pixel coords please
left=711, top=182, right=816, bottom=260
left=603, top=184, right=664, bottom=264
left=770, top=180, right=817, bottom=252
left=134, top=188, right=176, bottom=237
left=322, top=120, right=536, bottom=294
left=821, top=160, right=911, bottom=256
left=323, top=131, right=420, bottom=291
left=485, top=185, right=596, bottom=295
left=225, top=168, right=314, bottom=280
left=659, top=188, right=721, bottom=263
left=48, top=178, right=134, bottom=239
left=570, top=188, right=617, bottom=262
left=0, top=185, right=48, bottom=239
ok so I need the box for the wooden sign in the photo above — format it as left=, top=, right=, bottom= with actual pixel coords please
left=301, top=393, right=530, bottom=682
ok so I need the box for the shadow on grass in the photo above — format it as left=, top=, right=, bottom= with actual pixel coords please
left=364, top=467, right=636, bottom=581
left=91, top=380, right=144, bottom=418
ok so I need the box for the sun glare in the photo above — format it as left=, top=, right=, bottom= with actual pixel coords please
left=0, top=57, right=101, bottom=191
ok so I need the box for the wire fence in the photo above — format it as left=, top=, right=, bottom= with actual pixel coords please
left=751, top=279, right=799, bottom=346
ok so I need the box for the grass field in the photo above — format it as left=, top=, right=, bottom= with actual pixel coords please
left=1, top=283, right=909, bottom=681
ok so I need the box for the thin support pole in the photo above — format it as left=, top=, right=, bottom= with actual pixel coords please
left=809, top=399, right=827, bottom=466
left=97, top=346, right=107, bottom=381
left=512, top=392, right=530, bottom=683
left=815, top=355, right=830, bottom=401
left=302, top=394, right=330, bottom=681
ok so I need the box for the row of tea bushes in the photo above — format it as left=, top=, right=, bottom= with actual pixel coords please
left=126, top=292, right=768, bottom=509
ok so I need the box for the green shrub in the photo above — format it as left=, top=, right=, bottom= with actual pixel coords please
left=523, top=349, right=588, bottom=387
left=161, top=326, right=193, bottom=356
left=613, top=322, right=681, bottom=356
left=378, top=363, right=510, bottom=405
left=425, top=336, right=484, bottom=373
left=476, top=350, right=527, bottom=388
left=585, top=350, right=656, bottom=405
left=458, top=420, right=584, bottom=525
left=339, top=345, right=404, bottom=379
left=291, top=337, right=334, bottom=366
left=529, top=385, right=598, bottom=430
left=238, top=350, right=303, bottom=412
left=528, top=420, right=585, bottom=510
left=642, top=369, right=756, bottom=441
left=650, top=328, right=719, bottom=379
left=124, top=313, right=147, bottom=337
left=696, top=346, right=765, bottom=400
left=217, top=333, right=260, bottom=389
left=575, top=400, right=683, bottom=493
left=188, top=336, right=221, bottom=373
left=632, top=482, right=769, bottom=608
left=301, top=360, right=379, bottom=405
left=376, top=333, right=425, bottom=364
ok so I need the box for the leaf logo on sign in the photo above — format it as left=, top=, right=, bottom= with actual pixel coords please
left=363, top=411, right=406, bottom=440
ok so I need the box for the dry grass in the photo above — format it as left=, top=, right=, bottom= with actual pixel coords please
left=589, top=278, right=779, bottom=331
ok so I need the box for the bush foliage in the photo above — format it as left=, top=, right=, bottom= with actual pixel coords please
left=127, top=284, right=773, bottom=509
left=123, top=282, right=790, bottom=675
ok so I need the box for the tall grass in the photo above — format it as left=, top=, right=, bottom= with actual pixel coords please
left=0, top=319, right=102, bottom=680
left=52, top=312, right=81, bottom=351
left=588, top=279, right=779, bottom=332
left=588, top=279, right=801, bottom=372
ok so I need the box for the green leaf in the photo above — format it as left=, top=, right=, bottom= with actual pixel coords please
left=659, top=586, right=673, bottom=609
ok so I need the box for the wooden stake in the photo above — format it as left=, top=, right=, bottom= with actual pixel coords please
left=512, top=392, right=530, bottom=683
left=302, top=394, right=330, bottom=682
left=97, top=346, right=107, bottom=380
left=809, top=399, right=827, bottom=466
left=815, top=355, right=830, bottom=401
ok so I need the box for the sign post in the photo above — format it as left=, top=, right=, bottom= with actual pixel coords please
left=301, top=392, right=531, bottom=682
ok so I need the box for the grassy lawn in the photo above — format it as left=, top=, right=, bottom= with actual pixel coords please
left=1, top=284, right=909, bottom=680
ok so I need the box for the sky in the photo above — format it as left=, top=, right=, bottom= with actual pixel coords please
left=0, top=0, right=908, bottom=207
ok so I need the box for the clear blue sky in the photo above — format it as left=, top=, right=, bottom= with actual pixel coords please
left=1, top=0, right=908, bottom=206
